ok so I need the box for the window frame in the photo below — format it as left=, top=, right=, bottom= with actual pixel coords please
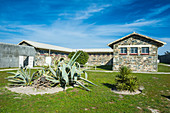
left=120, top=47, right=127, bottom=55
left=130, top=47, right=138, bottom=55
left=141, top=47, right=149, bottom=55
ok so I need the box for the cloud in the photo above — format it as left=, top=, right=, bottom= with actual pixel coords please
left=0, top=18, right=162, bottom=48
left=58, top=4, right=112, bottom=20
left=150, top=4, right=170, bottom=17
left=160, top=38, right=170, bottom=43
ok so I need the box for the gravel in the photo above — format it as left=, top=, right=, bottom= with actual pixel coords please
left=6, top=86, right=73, bottom=95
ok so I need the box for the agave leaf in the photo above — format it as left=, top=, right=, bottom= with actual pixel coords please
left=49, top=66, right=57, bottom=77
left=76, top=81, right=90, bottom=91
left=46, top=78, right=60, bottom=83
left=70, top=66, right=76, bottom=81
left=79, top=77, right=97, bottom=86
left=6, top=76, right=15, bottom=79
left=85, top=72, right=88, bottom=79
left=44, top=74, right=56, bottom=80
left=8, top=83, right=26, bottom=86
left=67, top=51, right=78, bottom=66
left=8, top=79, right=25, bottom=83
left=70, top=52, right=81, bottom=66
left=7, top=72, right=17, bottom=75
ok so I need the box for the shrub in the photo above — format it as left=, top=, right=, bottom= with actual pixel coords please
left=115, top=66, right=139, bottom=92
left=68, top=51, right=89, bottom=65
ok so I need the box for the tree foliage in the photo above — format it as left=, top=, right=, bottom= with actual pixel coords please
left=68, top=51, right=89, bottom=65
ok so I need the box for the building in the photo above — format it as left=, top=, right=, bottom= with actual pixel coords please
left=0, top=42, right=36, bottom=68
left=108, top=32, right=166, bottom=72
left=0, top=32, right=165, bottom=71
left=18, top=40, right=113, bottom=66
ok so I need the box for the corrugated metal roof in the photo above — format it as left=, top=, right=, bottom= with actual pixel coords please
left=75, top=48, right=112, bottom=53
left=18, top=40, right=73, bottom=52
left=18, top=40, right=112, bottom=53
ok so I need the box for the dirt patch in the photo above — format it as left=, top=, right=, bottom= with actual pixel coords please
left=5, top=86, right=73, bottom=95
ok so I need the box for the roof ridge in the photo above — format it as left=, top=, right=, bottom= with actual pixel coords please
left=108, top=32, right=166, bottom=48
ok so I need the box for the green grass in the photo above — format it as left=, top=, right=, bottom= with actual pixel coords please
left=158, top=64, right=170, bottom=72
left=0, top=70, right=170, bottom=113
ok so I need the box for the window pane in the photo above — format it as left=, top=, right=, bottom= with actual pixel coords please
left=121, top=48, right=127, bottom=53
left=125, top=48, right=127, bottom=53
left=131, top=47, right=138, bottom=53
left=146, top=47, right=149, bottom=53
left=142, top=47, right=149, bottom=53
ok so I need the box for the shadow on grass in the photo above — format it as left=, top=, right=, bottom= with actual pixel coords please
left=97, top=65, right=112, bottom=71
left=102, top=83, right=116, bottom=90
left=161, top=95, right=170, bottom=100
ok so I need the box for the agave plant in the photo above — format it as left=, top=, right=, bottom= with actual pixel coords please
left=6, top=67, right=41, bottom=86
left=44, top=51, right=97, bottom=91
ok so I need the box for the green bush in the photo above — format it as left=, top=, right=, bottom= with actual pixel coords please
left=68, top=51, right=89, bottom=65
left=115, top=66, right=139, bottom=92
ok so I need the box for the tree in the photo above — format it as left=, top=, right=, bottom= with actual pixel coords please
left=68, top=51, right=89, bottom=65
left=164, top=51, right=170, bottom=55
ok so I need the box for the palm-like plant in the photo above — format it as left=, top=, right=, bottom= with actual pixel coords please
left=115, top=66, right=139, bottom=92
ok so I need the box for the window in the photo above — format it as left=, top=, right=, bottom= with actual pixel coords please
left=130, top=47, right=138, bottom=55
left=120, top=48, right=127, bottom=55
left=141, top=47, right=149, bottom=55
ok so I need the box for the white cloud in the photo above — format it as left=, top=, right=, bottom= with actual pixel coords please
left=58, top=4, right=112, bottom=20
left=150, top=4, right=170, bottom=17
left=0, top=18, right=162, bottom=48
left=159, top=38, right=170, bottom=43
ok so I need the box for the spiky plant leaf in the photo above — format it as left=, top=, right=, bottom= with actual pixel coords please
left=76, top=81, right=90, bottom=91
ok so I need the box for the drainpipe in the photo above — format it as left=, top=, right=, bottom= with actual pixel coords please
left=49, top=49, right=51, bottom=56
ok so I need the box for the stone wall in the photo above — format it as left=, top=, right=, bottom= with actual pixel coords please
left=112, top=36, right=158, bottom=72
left=34, top=49, right=69, bottom=66
left=0, top=43, right=36, bottom=68
left=87, top=53, right=113, bottom=65
left=34, top=49, right=113, bottom=66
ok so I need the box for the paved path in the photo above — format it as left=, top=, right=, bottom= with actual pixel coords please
left=87, top=70, right=170, bottom=74
left=0, top=67, right=43, bottom=72
left=159, top=63, right=170, bottom=67
left=1, top=67, right=170, bottom=74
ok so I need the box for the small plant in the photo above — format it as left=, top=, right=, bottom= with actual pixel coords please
left=115, top=66, right=139, bottom=92
left=6, top=67, right=40, bottom=86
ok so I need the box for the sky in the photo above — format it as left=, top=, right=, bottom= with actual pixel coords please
left=0, top=0, right=170, bottom=55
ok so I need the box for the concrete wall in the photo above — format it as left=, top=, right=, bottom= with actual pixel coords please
left=0, top=42, right=36, bottom=68
left=159, top=54, right=170, bottom=64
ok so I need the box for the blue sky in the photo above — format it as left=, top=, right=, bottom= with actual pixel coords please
left=0, top=0, right=170, bottom=55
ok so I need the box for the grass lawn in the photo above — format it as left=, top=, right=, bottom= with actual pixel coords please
left=0, top=70, right=170, bottom=113
left=158, top=64, right=170, bottom=72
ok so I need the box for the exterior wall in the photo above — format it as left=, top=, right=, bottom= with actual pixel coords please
left=87, top=53, right=113, bottom=65
left=34, top=49, right=69, bottom=66
left=34, top=49, right=112, bottom=66
left=112, top=36, right=158, bottom=72
left=0, top=43, right=36, bottom=68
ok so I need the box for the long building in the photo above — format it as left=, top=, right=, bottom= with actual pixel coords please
left=0, top=32, right=166, bottom=72
left=18, top=40, right=113, bottom=66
